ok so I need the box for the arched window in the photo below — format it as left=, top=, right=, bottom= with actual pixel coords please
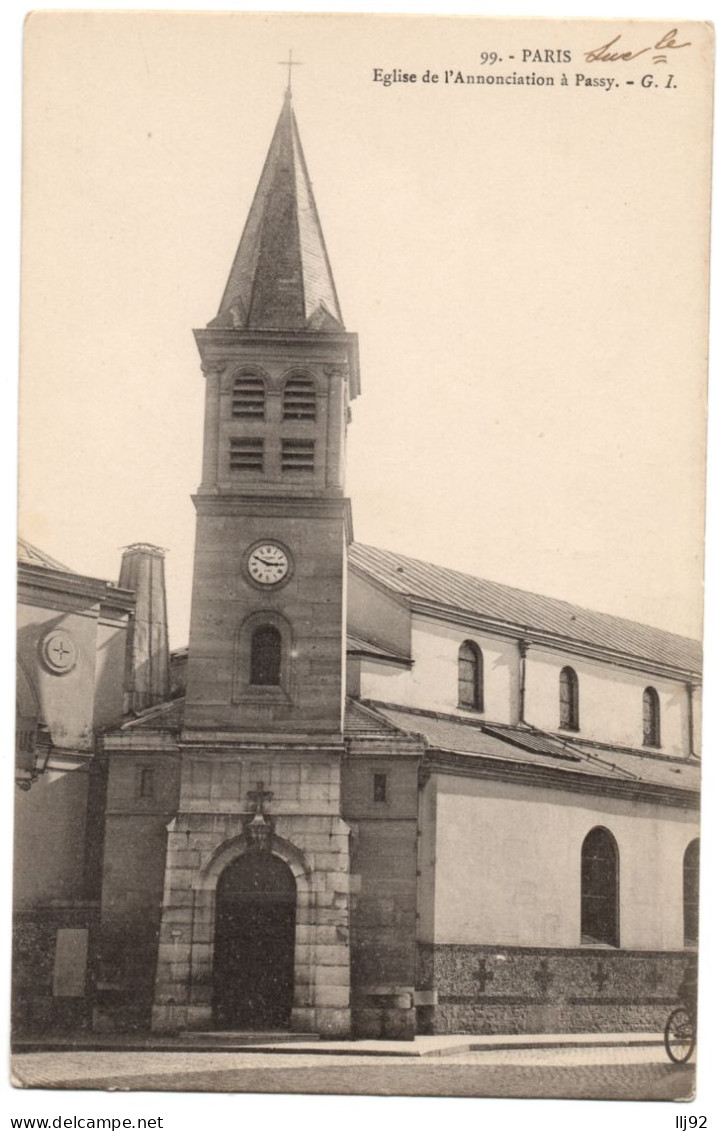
left=559, top=666, right=579, bottom=730
left=683, top=839, right=699, bottom=946
left=283, top=376, right=316, bottom=421
left=642, top=687, right=661, bottom=747
left=581, top=827, right=619, bottom=947
left=250, top=625, right=282, bottom=686
left=232, top=373, right=265, bottom=419
left=458, top=641, right=484, bottom=711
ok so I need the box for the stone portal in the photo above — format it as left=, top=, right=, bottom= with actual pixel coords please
left=213, top=852, right=296, bottom=1030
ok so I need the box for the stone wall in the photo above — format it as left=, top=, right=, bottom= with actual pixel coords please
left=417, top=943, right=695, bottom=1034
left=94, top=748, right=180, bottom=1032
left=151, top=751, right=352, bottom=1037
left=13, top=905, right=98, bottom=1036
left=343, top=746, right=421, bottom=1040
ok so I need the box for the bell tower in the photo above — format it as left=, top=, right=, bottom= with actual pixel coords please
left=151, top=89, right=359, bottom=1037
left=183, top=89, right=360, bottom=739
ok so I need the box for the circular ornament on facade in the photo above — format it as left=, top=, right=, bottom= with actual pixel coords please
left=41, top=630, right=79, bottom=675
left=244, top=541, right=293, bottom=587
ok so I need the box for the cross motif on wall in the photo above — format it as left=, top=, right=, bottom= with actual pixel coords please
left=645, top=966, right=662, bottom=992
left=247, top=781, right=273, bottom=815
left=591, top=960, right=609, bottom=992
left=50, top=640, right=71, bottom=664
left=475, top=959, right=494, bottom=993
left=534, top=959, right=554, bottom=995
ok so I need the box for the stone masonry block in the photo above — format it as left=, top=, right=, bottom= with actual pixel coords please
left=314, top=965, right=350, bottom=987
left=153, top=980, right=188, bottom=1004
left=166, top=890, right=194, bottom=910
left=293, top=834, right=338, bottom=855
left=312, top=925, right=348, bottom=946
left=314, top=906, right=350, bottom=927
left=383, top=1008, right=417, bottom=1041
left=314, top=944, right=350, bottom=966
left=352, top=1009, right=383, bottom=1039
left=292, top=984, right=314, bottom=1007
left=291, top=1008, right=317, bottom=1032
left=152, top=1005, right=187, bottom=1032
left=165, top=869, right=196, bottom=890
left=313, top=985, right=350, bottom=1009
left=293, top=944, right=315, bottom=967
left=291, top=815, right=335, bottom=834
left=329, top=873, right=351, bottom=893
left=314, top=1007, right=351, bottom=1038
left=313, top=852, right=346, bottom=871
left=161, top=907, right=193, bottom=928
left=315, top=891, right=345, bottom=910
left=304, top=764, right=333, bottom=784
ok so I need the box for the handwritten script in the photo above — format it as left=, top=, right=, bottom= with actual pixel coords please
left=584, top=28, right=691, bottom=65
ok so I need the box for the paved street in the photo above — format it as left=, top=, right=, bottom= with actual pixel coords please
left=12, top=1046, right=696, bottom=1100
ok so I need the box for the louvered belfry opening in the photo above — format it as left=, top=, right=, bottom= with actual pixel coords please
left=283, top=376, right=316, bottom=421
left=230, top=437, right=264, bottom=472
left=232, top=375, right=265, bottom=419
left=281, top=439, right=315, bottom=473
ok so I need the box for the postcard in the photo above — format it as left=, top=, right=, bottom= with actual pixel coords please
left=13, top=11, right=713, bottom=1105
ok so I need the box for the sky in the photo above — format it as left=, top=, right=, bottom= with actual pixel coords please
left=19, top=13, right=710, bottom=649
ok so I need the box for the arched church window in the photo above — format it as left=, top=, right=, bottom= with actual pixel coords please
left=683, top=839, right=699, bottom=946
left=642, top=686, right=661, bottom=747
left=581, top=826, right=619, bottom=947
left=250, top=625, right=282, bottom=686
left=458, top=641, right=484, bottom=711
left=283, top=376, right=316, bottom=421
left=559, top=666, right=579, bottom=730
left=232, top=373, right=265, bottom=419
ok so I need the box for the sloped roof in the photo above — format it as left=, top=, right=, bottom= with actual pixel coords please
left=344, top=698, right=410, bottom=735
left=119, top=698, right=185, bottom=731
left=365, top=701, right=700, bottom=795
left=18, top=536, right=72, bottom=573
left=346, top=632, right=411, bottom=665
left=349, top=543, right=701, bottom=675
left=211, top=91, right=343, bottom=332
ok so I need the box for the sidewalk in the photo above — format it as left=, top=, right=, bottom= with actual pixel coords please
left=13, top=1030, right=665, bottom=1058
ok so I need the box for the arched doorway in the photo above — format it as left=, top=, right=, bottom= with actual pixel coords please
left=213, top=852, right=297, bottom=1030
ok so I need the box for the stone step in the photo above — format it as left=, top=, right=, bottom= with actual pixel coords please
left=180, top=1031, right=320, bottom=1046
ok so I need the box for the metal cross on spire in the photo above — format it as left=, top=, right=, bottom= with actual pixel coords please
left=279, top=49, right=303, bottom=93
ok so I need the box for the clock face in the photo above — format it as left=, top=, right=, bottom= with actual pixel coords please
left=247, top=543, right=290, bottom=586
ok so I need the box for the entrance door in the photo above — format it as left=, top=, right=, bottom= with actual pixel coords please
left=213, top=853, right=297, bottom=1030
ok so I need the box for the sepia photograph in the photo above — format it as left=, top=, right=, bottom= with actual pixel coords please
left=11, top=9, right=713, bottom=1108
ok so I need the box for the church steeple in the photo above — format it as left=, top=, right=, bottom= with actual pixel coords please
left=210, top=91, right=343, bottom=332
left=185, top=89, right=359, bottom=738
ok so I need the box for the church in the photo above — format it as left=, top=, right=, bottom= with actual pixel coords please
left=14, top=86, right=701, bottom=1043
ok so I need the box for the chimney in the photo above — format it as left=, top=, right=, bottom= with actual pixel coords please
left=119, top=544, right=170, bottom=713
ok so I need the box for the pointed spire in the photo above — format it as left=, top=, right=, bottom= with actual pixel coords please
left=211, top=92, right=343, bottom=332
